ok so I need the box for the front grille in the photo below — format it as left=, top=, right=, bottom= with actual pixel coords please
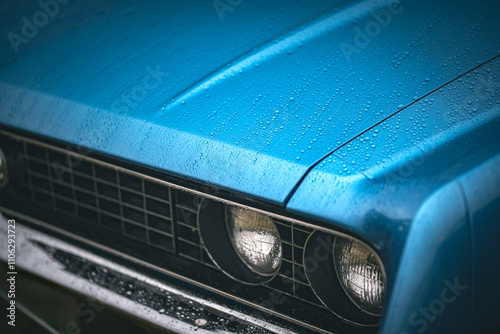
left=19, top=140, right=176, bottom=252
left=0, top=131, right=375, bottom=333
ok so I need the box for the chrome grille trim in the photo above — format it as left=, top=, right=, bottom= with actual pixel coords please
left=0, top=130, right=343, bottom=236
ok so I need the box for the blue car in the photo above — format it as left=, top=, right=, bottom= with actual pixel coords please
left=0, top=0, right=499, bottom=333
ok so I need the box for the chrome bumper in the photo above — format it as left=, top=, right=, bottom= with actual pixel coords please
left=0, top=213, right=296, bottom=334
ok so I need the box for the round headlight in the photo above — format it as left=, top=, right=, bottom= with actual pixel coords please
left=225, top=206, right=281, bottom=276
left=333, top=237, right=385, bottom=315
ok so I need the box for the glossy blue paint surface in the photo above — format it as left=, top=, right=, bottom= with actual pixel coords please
left=288, top=57, right=500, bottom=247
left=1, top=0, right=500, bottom=332
left=1, top=0, right=500, bottom=205
left=289, top=56, right=500, bottom=332
left=381, top=180, right=472, bottom=334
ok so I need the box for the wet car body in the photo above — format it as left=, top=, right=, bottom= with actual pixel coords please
left=0, top=0, right=499, bottom=333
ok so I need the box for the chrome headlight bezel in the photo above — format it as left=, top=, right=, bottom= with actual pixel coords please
left=303, top=231, right=385, bottom=326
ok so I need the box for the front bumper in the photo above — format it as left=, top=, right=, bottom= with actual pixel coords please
left=0, top=213, right=297, bottom=334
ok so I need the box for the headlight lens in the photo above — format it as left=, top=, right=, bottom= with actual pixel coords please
left=333, top=237, right=385, bottom=315
left=225, top=206, right=281, bottom=276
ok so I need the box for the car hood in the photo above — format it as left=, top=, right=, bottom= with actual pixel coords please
left=1, top=0, right=499, bottom=204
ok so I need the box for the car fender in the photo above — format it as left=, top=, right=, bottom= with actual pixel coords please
left=381, top=179, right=471, bottom=334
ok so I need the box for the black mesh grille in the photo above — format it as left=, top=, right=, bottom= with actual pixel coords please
left=17, top=140, right=176, bottom=252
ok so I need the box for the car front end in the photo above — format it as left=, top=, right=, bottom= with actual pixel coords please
left=1, top=0, right=500, bottom=333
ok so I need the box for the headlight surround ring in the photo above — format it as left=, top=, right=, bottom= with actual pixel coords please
left=303, top=231, right=384, bottom=326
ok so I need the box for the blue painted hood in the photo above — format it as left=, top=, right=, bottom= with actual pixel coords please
left=1, top=0, right=499, bottom=204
